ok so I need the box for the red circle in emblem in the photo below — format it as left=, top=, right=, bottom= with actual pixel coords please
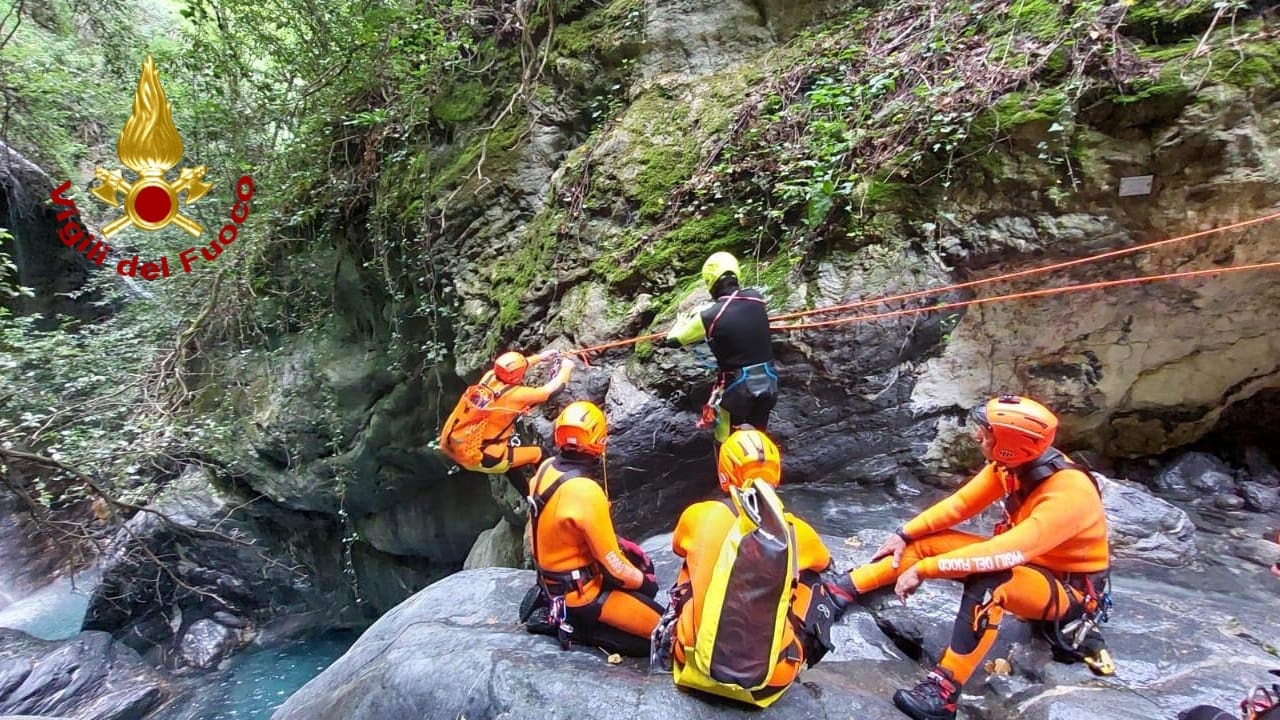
left=134, top=186, right=172, bottom=223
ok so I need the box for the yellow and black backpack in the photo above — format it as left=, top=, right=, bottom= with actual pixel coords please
left=671, top=478, right=799, bottom=708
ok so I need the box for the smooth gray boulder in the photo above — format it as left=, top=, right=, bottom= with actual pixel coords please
left=1239, top=481, right=1279, bottom=513
left=270, top=566, right=923, bottom=720
left=274, top=525, right=1280, bottom=720
left=0, top=629, right=167, bottom=720
left=1150, top=452, right=1237, bottom=500
left=179, top=619, right=235, bottom=670
left=1099, top=476, right=1198, bottom=567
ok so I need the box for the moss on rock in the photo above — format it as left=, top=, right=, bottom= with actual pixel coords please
left=433, top=80, right=491, bottom=124
left=1007, top=0, right=1065, bottom=42
left=552, top=0, right=645, bottom=62
left=426, top=113, right=529, bottom=199
left=485, top=208, right=568, bottom=353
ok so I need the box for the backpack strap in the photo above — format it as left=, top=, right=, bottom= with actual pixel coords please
left=705, top=290, right=766, bottom=351
left=1014, top=448, right=1102, bottom=497
left=476, top=379, right=525, bottom=449
left=528, top=463, right=597, bottom=595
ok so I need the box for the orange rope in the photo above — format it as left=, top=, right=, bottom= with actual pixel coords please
left=769, top=209, right=1280, bottom=322
left=559, top=210, right=1280, bottom=357
left=572, top=331, right=666, bottom=357
left=772, top=260, right=1280, bottom=332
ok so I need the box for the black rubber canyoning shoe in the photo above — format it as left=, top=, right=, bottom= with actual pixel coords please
left=523, top=606, right=558, bottom=637
left=518, top=585, right=549, bottom=624
left=892, top=669, right=960, bottom=720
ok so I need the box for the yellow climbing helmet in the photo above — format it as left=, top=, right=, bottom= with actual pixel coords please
left=717, top=429, right=781, bottom=492
left=700, top=252, right=740, bottom=293
left=554, top=400, right=608, bottom=456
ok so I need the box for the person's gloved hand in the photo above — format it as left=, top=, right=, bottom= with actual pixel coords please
left=663, top=335, right=681, bottom=348
left=822, top=569, right=858, bottom=615
left=639, top=573, right=659, bottom=598
left=618, top=537, right=655, bottom=576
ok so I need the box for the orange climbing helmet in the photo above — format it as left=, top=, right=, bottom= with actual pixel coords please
left=717, top=429, right=781, bottom=492
left=554, top=400, right=608, bottom=456
left=493, top=351, right=529, bottom=384
left=970, top=395, right=1058, bottom=466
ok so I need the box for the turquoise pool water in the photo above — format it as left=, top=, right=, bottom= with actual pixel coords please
left=155, top=631, right=360, bottom=720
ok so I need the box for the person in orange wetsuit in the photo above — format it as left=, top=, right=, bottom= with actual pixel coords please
left=666, top=429, right=841, bottom=701
left=824, top=395, right=1112, bottom=720
left=438, top=349, right=574, bottom=496
left=520, top=400, right=662, bottom=656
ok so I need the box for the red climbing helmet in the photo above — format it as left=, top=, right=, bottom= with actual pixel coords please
left=970, top=395, right=1058, bottom=466
left=492, top=352, right=529, bottom=384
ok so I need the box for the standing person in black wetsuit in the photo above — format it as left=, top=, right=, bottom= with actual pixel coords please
left=664, top=252, right=779, bottom=444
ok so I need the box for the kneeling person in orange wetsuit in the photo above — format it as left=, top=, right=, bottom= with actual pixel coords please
left=519, top=400, right=662, bottom=656
left=661, top=429, right=842, bottom=706
left=438, top=349, right=574, bottom=496
left=824, top=395, right=1112, bottom=720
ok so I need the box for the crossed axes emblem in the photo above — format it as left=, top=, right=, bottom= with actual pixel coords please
left=92, top=166, right=213, bottom=238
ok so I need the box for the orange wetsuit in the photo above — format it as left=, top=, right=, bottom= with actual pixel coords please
left=672, top=499, right=833, bottom=692
left=849, top=456, right=1110, bottom=685
left=439, top=353, right=571, bottom=479
left=528, top=455, right=661, bottom=656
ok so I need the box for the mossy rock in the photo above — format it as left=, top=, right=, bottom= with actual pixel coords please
left=1121, top=0, right=1218, bottom=44
left=425, top=113, right=530, bottom=200
left=1005, top=0, right=1065, bottom=42
left=433, top=80, right=490, bottom=124
left=482, top=207, right=571, bottom=352
left=551, top=0, right=645, bottom=65
left=970, top=89, right=1070, bottom=145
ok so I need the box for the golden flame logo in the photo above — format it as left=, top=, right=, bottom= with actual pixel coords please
left=118, top=55, right=185, bottom=175
left=91, top=54, right=211, bottom=237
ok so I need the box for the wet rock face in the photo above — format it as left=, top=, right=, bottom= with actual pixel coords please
left=83, top=467, right=352, bottom=671
left=221, top=330, right=506, bottom=613
left=0, top=629, right=167, bottom=720
left=1151, top=451, right=1237, bottom=500
left=0, top=142, right=108, bottom=324
left=596, top=365, right=722, bottom=536
left=1098, top=477, right=1198, bottom=567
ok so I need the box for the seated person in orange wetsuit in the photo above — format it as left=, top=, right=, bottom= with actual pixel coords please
left=519, top=400, right=662, bottom=656
left=666, top=429, right=840, bottom=702
left=824, top=395, right=1112, bottom=720
left=438, top=349, right=573, bottom=495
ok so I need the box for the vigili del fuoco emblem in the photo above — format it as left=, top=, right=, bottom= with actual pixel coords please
left=91, top=54, right=212, bottom=237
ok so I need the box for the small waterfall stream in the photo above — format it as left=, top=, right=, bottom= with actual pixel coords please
left=0, top=564, right=101, bottom=641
